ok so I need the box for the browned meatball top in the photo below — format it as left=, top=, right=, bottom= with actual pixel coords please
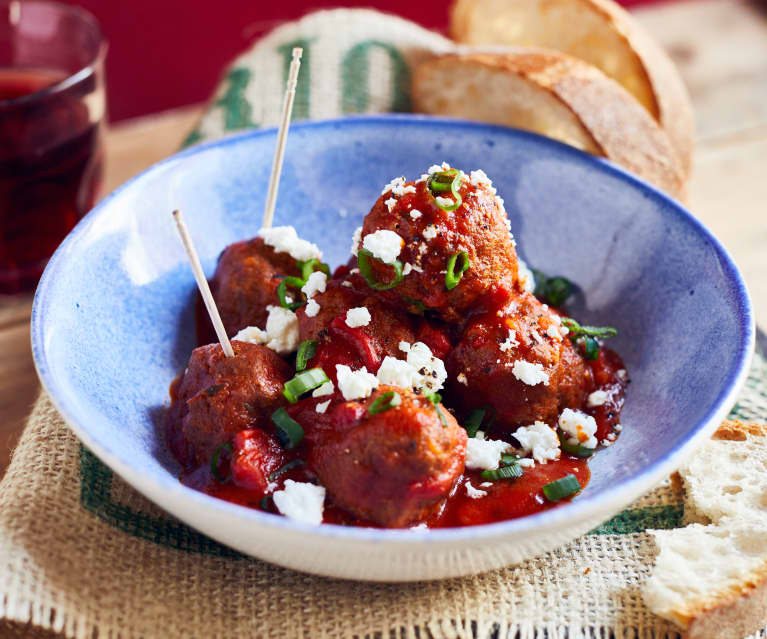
left=166, top=341, right=292, bottom=470
left=302, top=385, right=467, bottom=527
left=356, top=169, right=519, bottom=322
left=445, top=292, right=588, bottom=432
left=211, top=237, right=300, bottom=337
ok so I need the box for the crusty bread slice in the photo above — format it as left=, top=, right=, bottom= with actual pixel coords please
left=643, top=421, right=767, bottom=639
left=412, top=51, right=685, bottom=200
left=449, top=0, right=694, bottom=180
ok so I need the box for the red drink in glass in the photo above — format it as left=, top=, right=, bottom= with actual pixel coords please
left=0, top=2, right=106, bottom=294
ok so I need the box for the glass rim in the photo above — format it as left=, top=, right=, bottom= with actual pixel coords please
left=0, top=0, right=107, bottom=108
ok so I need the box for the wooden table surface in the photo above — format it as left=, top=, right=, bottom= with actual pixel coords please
left=1, top=0, right=765, bottom=479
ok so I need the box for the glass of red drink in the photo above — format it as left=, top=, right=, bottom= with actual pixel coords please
left=0, top=1, right=106, bottom=294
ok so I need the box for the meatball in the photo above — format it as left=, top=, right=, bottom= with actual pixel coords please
left=304, top=386, right=467, bottom=527
left=297, top=282, right=417, bottom=379
left=166, top=341, right=293, bottom=470
left=356, top=169, right=520, bottom=321
left=445, top=292, right=588, bottom=431
left=211, top=237, right=301, bottom=336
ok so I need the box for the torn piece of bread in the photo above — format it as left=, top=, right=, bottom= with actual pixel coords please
left=449, top=0, right=694, bottom=180
left=412, top=51, right=685, bottom=200
left=643, top=421, right=767, bottom=639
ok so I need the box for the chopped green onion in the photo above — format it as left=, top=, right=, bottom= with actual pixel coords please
left=368, top=391, right=402, bottom=415
left=500, top=453, right=520, bottom=466
left=271, top=407, right=304, bottom=449
left=425, top=392, right=449, bottom=428
left=532, top=269, right=573, bottom=307
left=283, top=368, right=329, bottom=403
left=542, top=474, right=582, bottom=501
left=297, top=258, right=330, bottom=281
left=425, top=392, right=441, bottom=404
left=463, top=408, right=486, bottom=438
left=561, top=318, right=617, bottom=340
left=295, top=339, right=318, bottom=371
left=268, top=459, right=305, bottom=482
left=557, top=431, right=596, bottom=458
left=427, top=169, right=463, bottom=212
left=277, top=276, right=307, bottom=310
left=357, top=249, right=404, bottom=291
left=210, top=442, right=232, bottom=482
left=481, top=462, right=523, bottom=481
left=445, top=251, right=471, bottom=290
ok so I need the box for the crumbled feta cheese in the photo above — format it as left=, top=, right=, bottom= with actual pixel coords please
left=499, top=329, right=519, bottom=353
left=405, top=342, right=447, bottom=393
left=236, top=308, right=300, bottom=354
left=435, top=196, right=455, bottom=209
left=516, top=258, right=535, bottom=294
left=427, top=163, right=451, bottom=174
left=587, top=390, right=609, bottom=407
left=614, top=424, right=623, bottom=432
left=362, top=229, right=403, bottom=264
left=480, top=482, right=493, bottom=488
left=469, top=169, right=493, bottom=190
left=259, top=226, right=322, bottom=262
left=517, top=458, right=536, bottom=468
left=341, top=281, right=353, bottom=288
left=315, top=400, right=331, bottom=414
left=475, top=430, right=485, bottom=440
left=272, top=480, right=326, bottom=525
left=345, top=306, right=371, bottom=328
left=457, top=372, right=468, bottom=386
left=465, top=436, right=511, bottom=470
left=376, top=342, right=447, bottom=394
left=381, top=176, right=416, bottom=197
left=514, top=421, right=561, bottom=463
left=350, top=226, right=362, bottom=256
left=402, top=263, right=423, bottom=276
left=465, top=480, right=487, bottom=499
left=530, top=329, right=544, bottom=344
left=422, top=225, right=438, bottom=240
left=312, top=381, right=334, bottom=397
left=305, top=298, right=320, bottom=317
left=558, top=408, right=598, bottom=449
left=336, top=365, right=378, bottom=401
left=617, top=369, right=628, bottom=381
left=233, top=326, right=267, bottom=345
left=301, top=271, right=327, bottom=298
left=410, top=523, right=428, bottom=531
left=601, top=439, right=613, bottom=447
left=512, top=360, right=550, bottom=386
left=498, top=197, right=507, bottom=213
left=384, top=197, right=397, bottom=212
left=410, top=209, right=423, bottom=220
left=418, top=243, right=428, bottom=255
left=607, top=432, right=617, bottom=441
left=546, top=324, right=563, bottom=341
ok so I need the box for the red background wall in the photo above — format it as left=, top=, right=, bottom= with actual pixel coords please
left=60, top=0, right=666, bottom=122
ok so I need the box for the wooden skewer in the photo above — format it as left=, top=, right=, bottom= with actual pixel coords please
left=171, top=210, right=235, bottom=358
left=261, top=46, right=303, bottom=230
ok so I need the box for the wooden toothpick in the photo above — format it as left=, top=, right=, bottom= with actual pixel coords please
left=171, top=210, right=235, bottom=358
left=261, top=46, right=303, bottom=230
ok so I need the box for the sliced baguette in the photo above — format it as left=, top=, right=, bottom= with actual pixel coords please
left=449, top=0, right=694, bottom=180
left=412, top=51, right=685, bottom=200
left=643, top=420, right=767, bottom=639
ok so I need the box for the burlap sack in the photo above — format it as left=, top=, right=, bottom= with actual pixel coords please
left=1, top=9, right=765, bottom=639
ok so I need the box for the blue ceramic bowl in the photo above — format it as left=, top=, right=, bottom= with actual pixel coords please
left=31, top=116, right=755, bottom=581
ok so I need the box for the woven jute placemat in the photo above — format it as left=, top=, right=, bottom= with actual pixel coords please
left=2, top=9, right=765, bottom=638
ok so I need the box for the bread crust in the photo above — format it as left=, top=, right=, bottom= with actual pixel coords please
left=659, top=420, right=767, bottom=639
left=412, top=51, right=685, bottom=200
left=449, top=0, right=694, bottom=182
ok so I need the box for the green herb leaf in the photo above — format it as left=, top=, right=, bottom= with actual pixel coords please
left=532, top=269, right=573, bottom=307
left=295, top=339, right=319, bottom=372
left=357, top=249, right=404, bottom=291
left=542, top=474, right=582, bottom=501
left=368, top=391, right=402, bottom=415
left=445, top=251, right=471, bottom=290
left=561, top=318, right=618, bottom=339
left=210, top=442, right=233, bottom=482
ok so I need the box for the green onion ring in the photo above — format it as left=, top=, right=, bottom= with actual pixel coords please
left=356, top=249, right=404, bottom=291
left=427, top=169, right=463, bottom=212
left=481, top=462, right=523, bottom=481
left=283, top=368, right=329, bottom=403
left=277, top=276, right=307, bottom=311
left=557, top=431, right=596, bottom=458
left=542, top=474, right=582, bottom=501
left=271, top=407, right=305, bottom=449
left=295, top=339, right=319, bottom=372
left=368, top=391, right=402, bottom=415
left=210, top=442, right=233, bottom=482
left=298, top=258, right=331, bottom=281
left=581, top=336, right=600, bottom=361
left=268, top=459, right=306, bottom=482
left=445, top=251, right=471, bottom=290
